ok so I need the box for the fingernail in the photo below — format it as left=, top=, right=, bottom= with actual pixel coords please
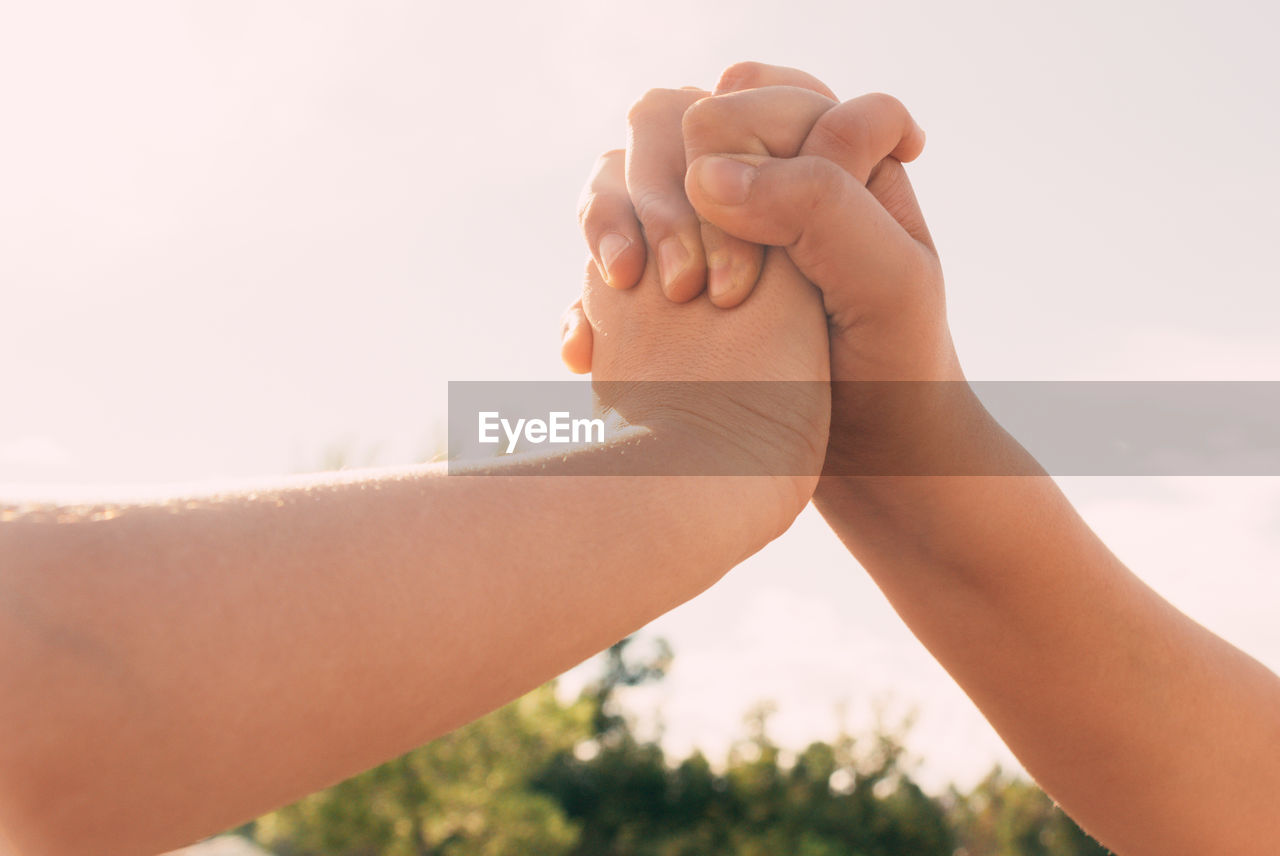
left=658, top=237, right=690, bottom=291
left=697, top=156, right=756, bottom=206
left=598, top=233, right=630, bottom=284
left=707, top=253, right=733, bottom=301
left=709, top=268, right=735, bottom=301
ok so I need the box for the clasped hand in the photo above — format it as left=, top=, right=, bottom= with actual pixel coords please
left=560, top=62, right=961, bottom=528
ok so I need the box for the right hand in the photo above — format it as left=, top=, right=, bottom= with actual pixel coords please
left=569, top=221, right=832, bottom=530
left=566, top=63, right=964, bottom=477
left=574, top=71, right=835, bottom=309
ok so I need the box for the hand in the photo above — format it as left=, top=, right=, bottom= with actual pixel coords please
left=574, top=65, right=836, bottom=309
left=567, top=203, right=832, bottom=532
left=565, top=62, right=959, bottom=476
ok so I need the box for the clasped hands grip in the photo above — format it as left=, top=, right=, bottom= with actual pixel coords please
left=558, top=62, right=963, bottom=521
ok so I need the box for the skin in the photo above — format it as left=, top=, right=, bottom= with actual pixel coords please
left=579, top=67, right=839, bottom=309
left=0, top=246, right=829, bottom=853
left=569, top=61, right=1280, bottom=856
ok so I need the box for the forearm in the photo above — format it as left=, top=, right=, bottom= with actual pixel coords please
left=0, top=434, right=780, bottom=856
left=816, top=387, right=1280, bottom=856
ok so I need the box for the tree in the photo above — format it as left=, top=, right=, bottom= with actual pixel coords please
left=247, top=683, right=589, bottom=856
left=239, top=639, right=1107, bottom=856
left=948, top=767, right=1111, bottom=856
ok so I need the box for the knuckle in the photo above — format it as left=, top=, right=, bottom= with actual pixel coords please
left=716, top=61, right=766, bottom=91
left=594, top=148, right=625, bottom=170
left=576, top=193, right=624, bottom=236
left=809, top=107, right=875, bottom=161
left=630, top=185, right=675, bottom=228
left=680, top=96, right=722, bottom=143
left=626, top=87, right=688, bottom=123
left=808, top=94, right=912, bottom=164
left=625, top=89, right=661, bottom=123
left=577, top=150, right=626, bottom=227
left=561, top=299, right=585, bottom=323
left=864, top=91, right=907, bottom=115
left=576, top=192, right=599, bottom=229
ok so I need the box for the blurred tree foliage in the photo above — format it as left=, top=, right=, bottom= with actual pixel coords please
left=240, top=639, right=1107, bottom=856
left=946, top=769, right=1111, bottom=856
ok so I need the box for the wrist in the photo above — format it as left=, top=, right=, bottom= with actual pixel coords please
left=597, top=379, right=827, bottom=529
left=468, top=419, right=811, bottom=591
left=819, top=375, right=974, bottom=477
left=640, top=415, right=820, bottom=551
left=813, top=384, right=1045, bottom=568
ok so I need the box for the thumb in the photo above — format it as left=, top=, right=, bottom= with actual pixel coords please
left=685, top=153, right=931, bottom=327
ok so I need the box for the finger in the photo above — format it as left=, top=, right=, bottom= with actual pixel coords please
left=578, top=150, right=646, bottom=290
left=866, top=157, right=936, bottom=252
left=685, top=153, right=930, bottom=328
left=798, top=94, right=931, bottom=249
left=682, top=85, right=836, bottom=164
left=682, top=86, right=837, bottom=307
left=709, top=64, right=839, bottom=306
left=625, top=87, right=709, bottom=302
left=559, top=297, right=593, bottom=374
left=712, top=61, right=839, bottom=100
left=799, top=92, right=926, bottom=184
left=696, top=219, right=762, bottom=308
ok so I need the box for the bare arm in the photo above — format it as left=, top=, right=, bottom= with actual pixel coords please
left=688, top=74, right=1280, bottom=853
left=0, top=218, right=831, bottom=854
left=0, top=446, right=783, bottom=856
left=574, top=62, right=1280, bottom=854
left=815, top=392, right=1280, bottom=856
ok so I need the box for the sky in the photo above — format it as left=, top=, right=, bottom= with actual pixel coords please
left=2, top=0, right=1279, bottom=791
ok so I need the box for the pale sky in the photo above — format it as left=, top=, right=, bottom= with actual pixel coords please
left=3, top=0, right=1279, bottom=790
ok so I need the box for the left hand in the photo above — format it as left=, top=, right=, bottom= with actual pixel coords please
left=563, top=63, right=957, bottom=479
left=573, top=66, right=833, bottom=310
left=571, top=188, right=832, bottom=528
